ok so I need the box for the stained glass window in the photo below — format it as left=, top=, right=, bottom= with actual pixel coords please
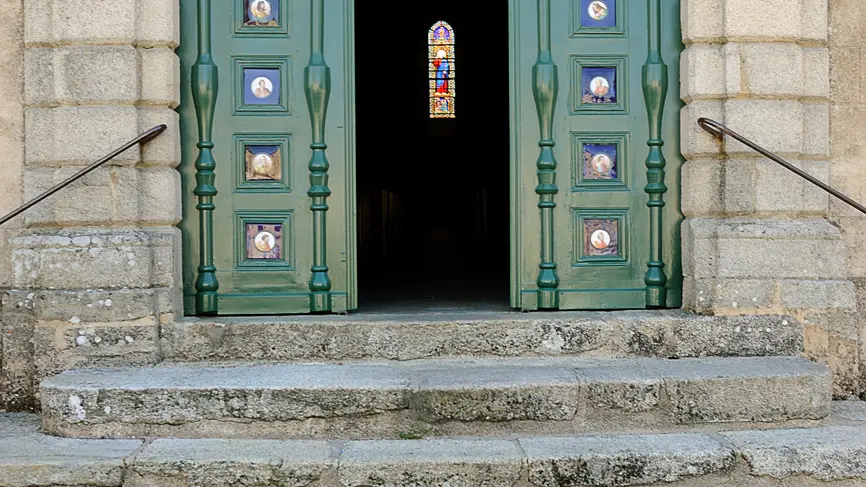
left=429, top=21, right=455, bottom=119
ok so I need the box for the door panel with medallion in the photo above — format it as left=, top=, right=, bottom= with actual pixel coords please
left=179, top=0, right=356, bottom=315
left=511, top=0, right=684, bottom=310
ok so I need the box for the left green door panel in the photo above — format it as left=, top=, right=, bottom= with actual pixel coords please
left=179, top=0, right=357, bottom=315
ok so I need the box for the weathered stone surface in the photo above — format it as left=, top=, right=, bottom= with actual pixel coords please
left=722, top=426, right=866, bottom=480
left=683, top=218, right=849, bottom=280
left=24, top=46, right=139, bottom=106
left=21, top=167, right=180, bottom=226
left=338, top=439, right=523, bottom=487
left=1, top=295, right=36, bottom=412
left=669, top=315, right=804, bottom=358
left=10, top=410, right=866, bottom=487
left=138, top=108, right=181, bottom=167
left=10, top=229, right=180, bottom=290
left=161, top=311, right=804, bottom=363
left=681, top=0, right=724, bottom=42
left=39, top=357, right=831, bottom=439
left=662, top=357, right=832, bottom=424
left=832, top=400, right=866, bottom=422
left=126, top=439, right=331, bottom=487
left=0, top=413, right=141, bottom=487
left=411, top=359, right=581, bottom=422
left=138, top=47, right=180, bottom=107
left=25, top=107, right=140, bottom=166
left=521, top=433, right=735, bottom=486
left=23, top=0, right=177, bottom=46
left=41, top=363, right=411, bottom=430
left=781, top=280, right=858, bottom=310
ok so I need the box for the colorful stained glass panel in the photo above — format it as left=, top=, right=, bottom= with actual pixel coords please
left=246, top=223, right=283, bottom=260
left=429, top=21, right=455, bottom=119
left=243, top=68, right=280, bottom=105
left=245, top=145, right=281, bottom=181
left=583, top=143, right=618, bottom=180
left=584, top=219, right=619, bottom=257
left=581, top=0, right=616, bottom=28
left=245, top=0, right=279, bottom=26
left=582, top=66, right=617, bottom=104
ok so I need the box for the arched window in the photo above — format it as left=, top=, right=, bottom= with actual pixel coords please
left=429, top=21, right=455, bottom=118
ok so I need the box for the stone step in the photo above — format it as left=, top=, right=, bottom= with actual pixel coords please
left=40, top=356, right=831, bottom=439
left=160, top=310, right=804, bottom=362
left=5, top=407, right=866, bottom=487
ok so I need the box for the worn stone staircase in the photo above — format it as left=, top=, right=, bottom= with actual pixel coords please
left=4, top=311, right=866, bottom=486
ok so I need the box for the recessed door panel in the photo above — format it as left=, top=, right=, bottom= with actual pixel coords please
left=511, top=0, right=683, bottom=310
left=179, top=0, right=356, bottom=315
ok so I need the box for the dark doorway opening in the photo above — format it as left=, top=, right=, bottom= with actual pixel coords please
left=355, top=3, right=511, bottom=311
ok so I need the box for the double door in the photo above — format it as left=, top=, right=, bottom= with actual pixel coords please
left=178, top=0, right=683, bottom=315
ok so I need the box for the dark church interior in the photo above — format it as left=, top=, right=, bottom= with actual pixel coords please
left=354, top=3, right=511, bottom=310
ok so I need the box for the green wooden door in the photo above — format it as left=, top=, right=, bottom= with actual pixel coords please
left=511, top=0, right=683, bottom=310
left=178, top=0, right=356, bottom=315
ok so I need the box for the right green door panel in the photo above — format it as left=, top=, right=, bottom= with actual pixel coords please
left=511, top=0, right=684, bottom=310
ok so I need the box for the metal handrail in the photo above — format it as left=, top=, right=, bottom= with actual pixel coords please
left=0, top=124, right=168, bottom=228
left=697, top=118, right=866, bottom=216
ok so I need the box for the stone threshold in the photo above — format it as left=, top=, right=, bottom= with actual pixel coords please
left=4, top=401, right=866, bottom=487
left=39, top=356, right=829, bottom=440
left=164, top=309, right=805, bottom=362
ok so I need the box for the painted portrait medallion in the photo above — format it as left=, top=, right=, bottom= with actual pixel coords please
left=244, top=0, right=278, bottom=26
left=583, top=143, right=618, bottom=180
left=588, top=1, right=609, bottom=20
left=590, top=77, right=610, bottom=97
left=250, top=0, right=271, bottom=19
left=592, top=153, right=613, bottom=174
left=252, top=153, right=273, bottom=176
left=246, top=223, right=283, bottom=260
left=251, top=76, right=273, bottom=99
left=590, top=230, right=611, bottom=250
left=243, top=68, right=281, bottom=106
left=244, top=145, right=281, bottom=181
left=255, top=231, right=276, bottom=252
left=584, top=219, right=619, bottom=257
left=582, top=67, right=617, bottom=104
left=581, top=0, right=616, bottom=28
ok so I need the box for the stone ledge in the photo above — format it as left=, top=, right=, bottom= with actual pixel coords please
left=6, top=408, right=866, bottom=486
left=38, top=357, right=830, bottom=439
left=0, top=414, right=141, bottom=487
left=161, top=310, right=805, bottom=362
left=9, top=228, right=180, bottom=290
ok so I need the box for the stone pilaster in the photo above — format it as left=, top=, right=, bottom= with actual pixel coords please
left=0, top=0, right=182, bottom=410
left=680, top=0, right=855, bottom=317
left=826, top=0, right=866, bottom=399
left=0, top=0, right=29, bottom=411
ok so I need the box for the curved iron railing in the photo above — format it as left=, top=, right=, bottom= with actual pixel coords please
left=0, top=124, right=168, bottom=228
left=697, top=118, right=866, bottom=216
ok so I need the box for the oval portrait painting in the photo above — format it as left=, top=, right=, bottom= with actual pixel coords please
left=249, top=0, right=272, bottom=20
left=590, top=229, right=611, bottom=250
left=251, top=76, right=274, bottom=99
left=592, top=153, right=612, bottom=174
left=588, top=1, right=609, bottom=20
left=254, top=231, right=276, bottom=253
left=252, top=153, right=274, bottom=176
left=590, top=76, right=610, bottom=97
